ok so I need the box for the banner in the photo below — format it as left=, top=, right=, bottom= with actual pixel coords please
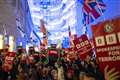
left=73, top=34, right=92, bottom=60
left=92, top=17, right=120, bottom=79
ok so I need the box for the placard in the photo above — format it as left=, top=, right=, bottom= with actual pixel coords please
left=92, top=17, right=120, bottom=79
left=73, top=34, right=92, bottom=60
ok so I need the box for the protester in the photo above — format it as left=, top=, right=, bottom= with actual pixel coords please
left=83, top=73, right=96, bottom=80
left=1, top=46, right=119, bottom=80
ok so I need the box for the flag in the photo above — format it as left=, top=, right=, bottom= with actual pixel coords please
left=40, top=19, right=47, bottom=34
left=30, top=31, right=39, bottom=45
left=17, top=26, right=25, bottom=38
left=68, top=26, right=74, bottom=48
left=57, top=39, right=62, bottom=49
left=40, top=19, right=48, bottom=46
left=82, top=0, right=106, bottom=24
left=62, top=37, right=70, bottom=48
left=16, top=18, right=25, bottom=38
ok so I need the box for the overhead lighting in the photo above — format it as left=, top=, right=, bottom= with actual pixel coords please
left=47, top=19, right=64, bottom=26
left=27, top=0, right=77, bottom=45
left=50, top=4, right=63, bottom=12
left=62, top=0, right=75, bottom=13
left=62, top=0, right=68, bottom=3
left=62, top=11, right=75, bottom=19
left=68, top=16, right=77, bottom=25
left=31, top=6, right=41, bottom=11
left=32, top=14, right=43, bottom=19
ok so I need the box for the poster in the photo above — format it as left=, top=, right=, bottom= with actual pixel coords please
left=3, top=52, right=16, bottom=72
left=73, top=34, right=92, bottom=60
left=92, top=17, right=120, bottom=79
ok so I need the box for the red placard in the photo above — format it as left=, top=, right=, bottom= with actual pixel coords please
left=73, top=34, right=92, bottom=60
left=3, top=52, right=16, bottom=72
left=92, top=17, right=120, bottom=79
left=48, top=50, right=58, bottom=55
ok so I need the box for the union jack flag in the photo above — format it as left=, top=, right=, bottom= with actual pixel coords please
left=81, top=0, right=106, bottom=25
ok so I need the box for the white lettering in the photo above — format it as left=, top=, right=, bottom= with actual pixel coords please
left=99, top=56, right=120, bottom=62
left=76, top=44, right=81, bottom=49
left=84, top=40, right=89, bottom=45
left=108, top=51, right=120, bottom=56
left=76, top=40, right=90, bottom=49
left=96, top=46, right=120, bottom=52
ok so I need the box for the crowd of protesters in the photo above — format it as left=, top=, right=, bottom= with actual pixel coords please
left=0, top=46, right=106, bottom=80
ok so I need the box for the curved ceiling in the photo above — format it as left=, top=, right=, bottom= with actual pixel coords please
left=28, top=0, right=77, bottom=44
